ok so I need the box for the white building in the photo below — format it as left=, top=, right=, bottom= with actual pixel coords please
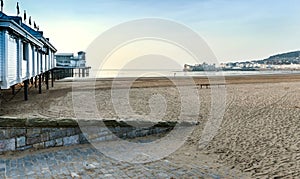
left=55, top=51, right=86, bottom=68
left=0, top=12, right=56, bottom=90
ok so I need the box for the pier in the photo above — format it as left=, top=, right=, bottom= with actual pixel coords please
left=0, top=11, right=56, bottom=101
left=0, top=12, right=91, bottom=102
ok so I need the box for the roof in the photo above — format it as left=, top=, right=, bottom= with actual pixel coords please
left=0, top=11, right=57, bottom=52
left=0, top=11, right=9, bottom=19
left=55, top=53, right=74, bottom=57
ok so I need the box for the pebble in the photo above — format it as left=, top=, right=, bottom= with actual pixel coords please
left=71, top=172, right=80, bottom=178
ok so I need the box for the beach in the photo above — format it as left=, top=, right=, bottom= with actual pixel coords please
left=1, top=74, right=300, bottom=178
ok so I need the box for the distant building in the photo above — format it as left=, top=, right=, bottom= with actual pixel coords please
left=54, top=51, right=90, bottom=78
left=0, top=11, right=57, bottom=90
left=184, top=63, right=217, bottom=71
left=55, top=51, right=86, bottom=68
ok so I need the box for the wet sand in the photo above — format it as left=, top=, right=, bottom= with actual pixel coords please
left=1, top=74, right=300, bottom=178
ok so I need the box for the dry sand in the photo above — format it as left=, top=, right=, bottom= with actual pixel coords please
left=1, top=74, right=300, bottom=178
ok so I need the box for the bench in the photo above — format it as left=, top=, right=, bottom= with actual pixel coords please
left=197, top=83, right=226, bottom=89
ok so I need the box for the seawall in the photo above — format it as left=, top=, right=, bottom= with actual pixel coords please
left=0, top=118, right=181, bottom=154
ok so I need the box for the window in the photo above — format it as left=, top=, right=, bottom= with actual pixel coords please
left=23, top=43, right=28, bottom=61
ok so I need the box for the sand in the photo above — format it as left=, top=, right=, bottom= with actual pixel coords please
left=1, top=74, right=300, bottom=178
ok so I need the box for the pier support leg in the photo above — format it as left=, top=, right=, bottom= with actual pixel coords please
left=11, top=85, right=15, bottom=95
left=35, top=76, right=37, bottom=88
left=38, top=74, right=42, bottom=94
left=71, top=69, right=74, bottom=77
left=51, top=70, right=54, bottom=88
left=46, top=71, right=49, bottom=90
left=79, top=69, right=81, bottom=77
left=30, top=77, right=34, bottom=86
left=24, top=79, right=29, bottom=101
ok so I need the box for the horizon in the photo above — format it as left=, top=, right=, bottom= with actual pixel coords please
left=2, top=0, right=300, bottom=66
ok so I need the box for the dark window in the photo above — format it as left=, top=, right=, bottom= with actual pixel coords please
left=23, top=43, right=28, bottom=61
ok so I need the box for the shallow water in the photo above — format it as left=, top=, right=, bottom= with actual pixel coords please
left=89, top=70, right=300, bottom=78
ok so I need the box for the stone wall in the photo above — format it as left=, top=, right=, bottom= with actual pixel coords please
left=0, top=127, right=83, bottom=152
left=0, top=118, right=179, bottom=154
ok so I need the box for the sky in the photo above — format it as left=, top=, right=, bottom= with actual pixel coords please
left=3, top=0, right=300, bottom=67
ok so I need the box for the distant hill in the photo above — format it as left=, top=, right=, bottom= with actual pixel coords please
left=255, top=51, right=300, bottom=65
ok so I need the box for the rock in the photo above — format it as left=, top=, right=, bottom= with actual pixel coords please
left=71, top=172, right=81, bottom=178
left=184, top=152, right=191, bottom=156
left=84, top=163, right=96, bottom=170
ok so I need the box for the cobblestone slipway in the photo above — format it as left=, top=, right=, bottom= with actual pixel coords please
left=0, top=143, right=227, bottom=179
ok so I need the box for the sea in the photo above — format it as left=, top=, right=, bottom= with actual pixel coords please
left=91, top=70, right=300, bottom=78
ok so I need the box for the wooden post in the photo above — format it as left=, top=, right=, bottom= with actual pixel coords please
left=30, top=77, right=34, bottom=86
left=35, top=76, right=37, bottom=88
left=71, top=68, right=74, bottom=77
left=51, top=70, right=54, bottom=88
left=11, top=85, right=15, bottom=95
left=83, top=69, right=85, bottom=77
left=24, top=79, right=29, bottom=101
left=46, top=71, right=49, bottom=90
left=39, top=74, right=42, bottom=94
left=79, top=68, right=81, bottom=77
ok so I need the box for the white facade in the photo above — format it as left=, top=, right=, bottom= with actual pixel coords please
left=55, top=51, right=86, bottom=68
left=0, top=12, right=57, bottom=89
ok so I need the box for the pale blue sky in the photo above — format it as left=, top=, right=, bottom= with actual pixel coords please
left=3, top=0, right=300, bottom=63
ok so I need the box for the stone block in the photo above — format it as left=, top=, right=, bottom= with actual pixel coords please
left=41, top=133, right=49, bottom=142
left=42, top=128, right=54, bottom=133
left=105, top=135, right=117, bottom=141
left=79, top=134, right=89, bottom=144
left=33, top=142, right=44, bottom=150
left=45, top=140, right=56, bottom=148
left=98, top=130, right=109, bottom=136
left=90, top=136, right=106, bottom=143
left=74, top=128, right=82, bottom=134
left=17, top=145, right=32, bottom=151
left=16, top=136, right=26, bottom=147
left=66, top=128, right=76, bottom=136
left=55, top=138, right=63, bottom=146
left=0, top=138, right=15, bottom=152
left=9, top=128, right=26, bottom=138
left=63, top=135, right=79, bottom=146
left=26, top=133, right=48, bottom=145
left=26, top=128, right=41, bottom=138
left=49, top=130, right=67, bottom=140
left=127, top=131, right=137, bottom=138
left=0, top=129, right=7, bottom=139
left=87, top=134, right=99, bottom=140
left=27, top=137, right=41, bottom=145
